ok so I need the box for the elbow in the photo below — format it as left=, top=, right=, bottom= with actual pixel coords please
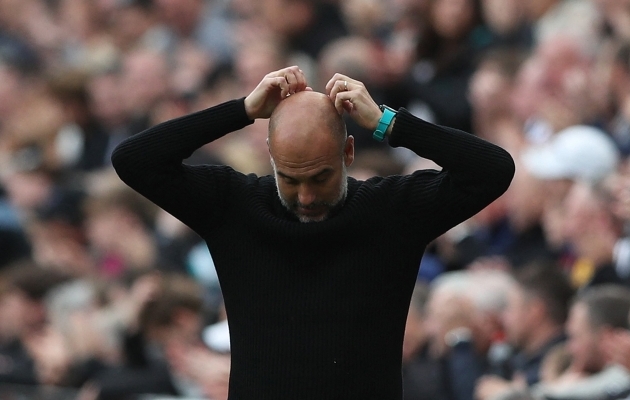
left=502, top=152, right=516, bottom=187
left=494, top=151, right=516, bottom=196
left=110, top=141, right=133, bottom=182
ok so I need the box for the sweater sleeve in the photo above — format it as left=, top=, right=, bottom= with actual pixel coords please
left=387, top=108, right=515, bottom=241
left=110, top=98, right=254, bottom=236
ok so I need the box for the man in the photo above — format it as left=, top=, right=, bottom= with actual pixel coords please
left=424, top=271, right=493, bottom=400
left=481, top=284, right=630, bottom=400
left=561, top=181, right=627, bottom=288
left=112, top=66, right=515, bottom=399
left=521, top=124, right=620, bottom=255
left=476, top=262, right=574, bottom=400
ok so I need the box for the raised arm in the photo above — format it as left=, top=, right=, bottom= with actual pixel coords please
left=325, top=73, right=515, bottom=240
left=111, top=66, right=310, bottom=235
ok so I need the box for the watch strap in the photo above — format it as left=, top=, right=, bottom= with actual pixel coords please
left=373, top=105, right=397, bottom=142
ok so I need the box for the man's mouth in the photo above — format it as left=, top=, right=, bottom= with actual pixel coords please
left=297, top=205, right=325, bottom=216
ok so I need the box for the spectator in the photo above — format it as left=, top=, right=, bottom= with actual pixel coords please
left=87, top=272, right=230, bottom=400
left=594, top=0, right=630, bottom=43
left=475, top=262, right=574, bottom=399
left=480, top=0, right=533, bottom=50
left=499, top=157, right=557, bottom=268
left=119, top=48, right=170, bottom=128
left=0, top=184, right=31, bottom=269
left=469, top=47, right=527, bottom=138
left=0, top=262, right=69, bottom=385
left=488, top=284, right=630, bottom=400
left=401, top=0, right=491, bottom=132
left=83, top=185, right=159, bottom=277
left=109, top=0, right=169, bottom=52
left=507, top=34, right=601, bottom=148
left=402, top=282, right=446, bottom=400
left=260, top=0, right=348, bottom=61
left=604, top=43, right=630, bottom=155
left=86, top=69, right=140, bottom=169
left=154, top=0, right=235, bottom=66
left=561, top=181, right=627, bottom=288
left=521, top=125, right=621, bottom=273
left=424, top=271, right=490, bottom=400
left=524, top=0, right=601, bottom=47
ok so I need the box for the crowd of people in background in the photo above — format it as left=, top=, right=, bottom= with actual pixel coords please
left=1, top=0, right=630, bottom=399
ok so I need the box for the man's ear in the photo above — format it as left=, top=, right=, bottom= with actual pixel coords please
left=344, top=135, right=355, bottom=167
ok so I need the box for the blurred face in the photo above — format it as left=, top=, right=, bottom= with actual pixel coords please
left=0, top=289, right=47, bottom=337
left=510, top=58, right=546, bottom=122
left=85, top=208, right=127, bottom=251
left=341, top=0, right=386, bottom=34
left=525, top=0, right=557, bottom=20
left=121, top=50, right=168, bottom=114
left=503, top=287, right=532, bottom=349
left=0, top=65, right=22, bottom=115
left=271, top=136, right=352, bottom=223
left=482, top=0, right=523, bottom=33
left=155, top=0, right=201, bottom=34
left=540, top=179, right=574, bottom=249
left=424, top=288, right=480, bottom=357
left=3, top=171, right=52, bottom=211
left=595, top=0, right=630, bottom=41
left=566, top=303, right=606, bottom=374
left=88, top=74, right=127, bottom=127
left=111, top=6, right=154, bottom=48
left=0, top=290, right=27, bottom=340
left=432, top=0, right=476, bottom=39
left=560, top=182, right=621, bottom=266
left=261, top=0, right=313, bottom=35
left=504, top=160, right=546, bottom=232
left=469, top=61, right=512, bottom=113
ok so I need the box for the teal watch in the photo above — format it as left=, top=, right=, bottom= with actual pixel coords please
left=373, top=105, right=397, bottom=142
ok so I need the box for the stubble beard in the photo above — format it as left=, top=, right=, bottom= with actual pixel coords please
left=274, top=167, right=348, bottom=223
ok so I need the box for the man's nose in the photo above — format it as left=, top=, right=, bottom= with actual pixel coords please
left=297, top=185, right=316, bottom=205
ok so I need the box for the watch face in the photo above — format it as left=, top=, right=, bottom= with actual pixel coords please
left=380, top=105, right=395, bottom=112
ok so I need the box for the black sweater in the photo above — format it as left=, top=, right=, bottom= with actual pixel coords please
left=111, top=98, right=515, bottom=399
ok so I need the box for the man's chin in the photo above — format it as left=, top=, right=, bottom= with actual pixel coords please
left=295, top=209, right=329, bottom=223
left=296, top=215, right=328, bottom=223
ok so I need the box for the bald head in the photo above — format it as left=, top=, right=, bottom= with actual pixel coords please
left=266, top=91, right=354, bottom=222
left=268, top=91, right=347, bottom=153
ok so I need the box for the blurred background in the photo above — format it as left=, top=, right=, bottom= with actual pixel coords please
left=1, top=0, right=630, bottom=399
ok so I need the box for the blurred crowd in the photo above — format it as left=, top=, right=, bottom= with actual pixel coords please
left=1, top=0, right=630, bottom=399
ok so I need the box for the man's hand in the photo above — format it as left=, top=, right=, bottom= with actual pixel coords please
left=244, top=66, right=310, bottom=120
left=325, top=73, right=383, bottom=131
left=475, top=375, right=522, bottom=400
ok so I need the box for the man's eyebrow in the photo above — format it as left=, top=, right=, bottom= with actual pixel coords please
left=276, top=171, right=295, bottom=179
left=312, top=168, right=333, bottom=179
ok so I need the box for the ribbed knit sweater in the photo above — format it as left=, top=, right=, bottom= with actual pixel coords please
left=111, top=98, right=515, bottom=399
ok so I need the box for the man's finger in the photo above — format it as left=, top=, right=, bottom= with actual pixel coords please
left=268, top=76, right=289, bottom=98
left=334, top=90, right=352, bottom=115
left=285, top=72, right=298, bottom=94
left=295, top=70, right=308, bottom=92
left=325, top=73, right=348, bottom=94
left=328, top=79, right=347, bottom=103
